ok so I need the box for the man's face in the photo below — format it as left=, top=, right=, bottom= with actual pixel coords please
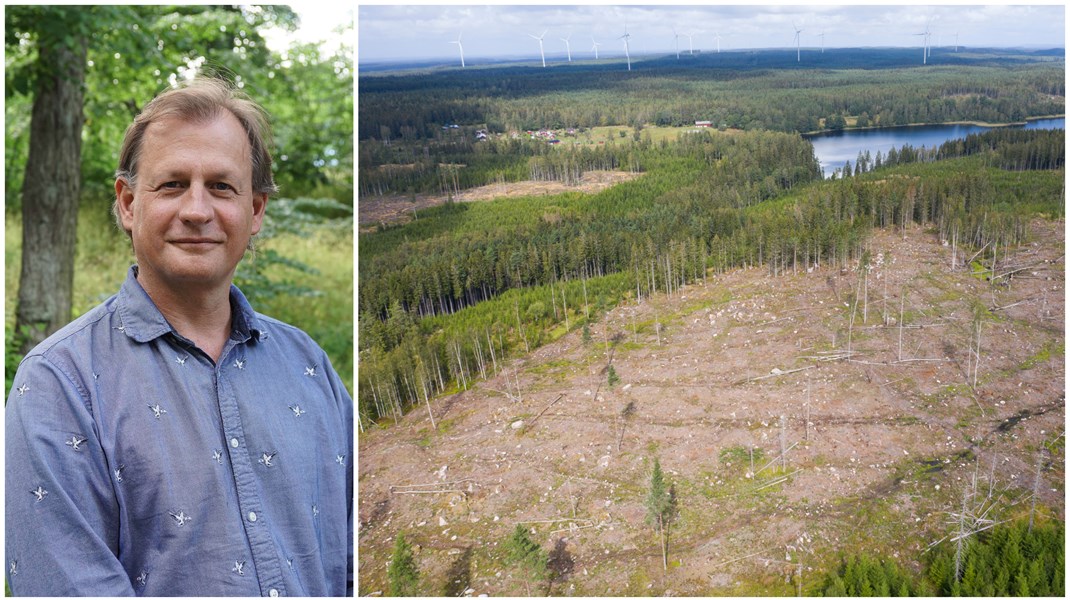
left=116, top=112, right=267, bottom=295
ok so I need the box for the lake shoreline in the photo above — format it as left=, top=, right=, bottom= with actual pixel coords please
left=802, top=114, right=1066, bottom=138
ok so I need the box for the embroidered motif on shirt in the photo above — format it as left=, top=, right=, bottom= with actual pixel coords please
left=289, top=404, right=306, bottom=417
left=16, top=384, right=29, bottom=396
left=312, top=505, right=319, bottom=517
left=114, top=323, right=125, bottom=332
left=149, top=403, right=167, bottom=419
left=169, top=510, right=191, bottom=526
left=65, top=436, right=87, bottom=451
left=258, top=451, right=277, bottom=467
left=9, top=561, right=16, bottom=576
left=92, top=372, right=99, bottom=380
left=336, top=454, right=346, bottom=465
left=232, top=561, right=245, bottom=576
left=287, top=558, right=294, bottom=571
left=135, top=571, right=148, bottom=588
left=31, top=486, right=48, bottom=502
left=233, top=358, right=246, bottom=370
left=115, top=465, right=125, bottom=482
left=176, top=355, right=188, bottom=365
left=304, top=366, right=317, bottom=377
left=213, top=449, right=224, bottom=464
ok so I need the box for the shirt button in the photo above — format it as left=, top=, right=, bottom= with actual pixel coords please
left=248, top=511, right=257, bottom=522
left=269, top=590, right=279, bottom=597
left=230, top=438, right=239, bottom=448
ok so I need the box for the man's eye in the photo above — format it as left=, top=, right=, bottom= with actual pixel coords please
left=211, top=182, right=234, bottom=192
left=162, top=181, right=182, bottom=189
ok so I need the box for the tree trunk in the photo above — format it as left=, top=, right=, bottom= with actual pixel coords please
left=16, top=31, right=88, bottom=354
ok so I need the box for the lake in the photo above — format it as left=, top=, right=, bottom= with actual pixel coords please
left=806, top=117, right=1065, bottom=178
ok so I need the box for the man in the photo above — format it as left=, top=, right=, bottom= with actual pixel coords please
left=6, top=77, right=353, bottom=596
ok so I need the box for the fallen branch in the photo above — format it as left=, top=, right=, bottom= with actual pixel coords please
left=525, top=393, right=566, bottom=428
left=708, top=549, right=770, bottom=571
left=754, top=444, right=800, bottom=476
left=390, top=478, right=478, bottom=491
left=738, top=366, right=815, bottom=385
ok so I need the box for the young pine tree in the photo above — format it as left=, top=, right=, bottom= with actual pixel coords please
left=387, top=532, right=419, bottom=596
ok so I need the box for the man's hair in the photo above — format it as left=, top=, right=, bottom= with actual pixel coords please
left=113, top=77, right=278, bottom=233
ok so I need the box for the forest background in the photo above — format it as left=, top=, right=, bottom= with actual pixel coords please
left=3, top=5, right=355, bottom=395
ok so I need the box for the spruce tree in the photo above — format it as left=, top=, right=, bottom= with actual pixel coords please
left=506, top=524, right=549, bottom=594
left=387, top=532, right=419, bottom=596
left=645, top=457, right=677, bottom=571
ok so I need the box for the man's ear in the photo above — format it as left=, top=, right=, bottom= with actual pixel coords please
left=250, top=193, right=268, bottom=236
left=115, top=178, right=136, bottom=233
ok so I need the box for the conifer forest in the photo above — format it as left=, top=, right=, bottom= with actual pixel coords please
left=357, top=44, right=1064, bottom=596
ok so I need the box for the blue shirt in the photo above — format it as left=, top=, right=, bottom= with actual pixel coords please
left=6, top=267, right=353, bottom=596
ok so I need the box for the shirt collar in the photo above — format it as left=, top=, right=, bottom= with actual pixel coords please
left=116, top=266, right=265, bottom=344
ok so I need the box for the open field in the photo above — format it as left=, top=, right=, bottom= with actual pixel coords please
left=357, top=219, right=1064, bottom=596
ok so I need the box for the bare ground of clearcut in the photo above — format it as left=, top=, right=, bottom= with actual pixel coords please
left=358, top=220, right=1065, bottom=597
left=358, top=171, right=640, bottom=232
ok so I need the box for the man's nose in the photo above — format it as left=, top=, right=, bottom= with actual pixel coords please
left=178, top=183, right=213, bottom=223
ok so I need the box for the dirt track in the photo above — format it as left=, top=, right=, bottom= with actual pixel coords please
left=358, top=220, right=1064, bottom=596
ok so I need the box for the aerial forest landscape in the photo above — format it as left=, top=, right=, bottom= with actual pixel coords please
left=357, top=5, right=1065, bottom=596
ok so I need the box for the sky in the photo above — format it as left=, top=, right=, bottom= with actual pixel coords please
left=261, top=4, right=353, bottom=55
left=357, top=3, right=1065, bottom=65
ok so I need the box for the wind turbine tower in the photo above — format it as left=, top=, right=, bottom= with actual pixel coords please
left=560, top=33, right=573, bottom=62
left=529, top=29, right=548, bottom=67
left=619, top=24, right=632, bottom=71
left=673, top=27, right=680, bottom=59
left=714, top=32, right=722, bottom=53
left=591, top=37, right=602, bottom=59
left=793, top=23, right=803, bottom=62
left=819, top=32, right=825, bottom=53
left=685, top=32, right=694, bottom=55
left=449, top=33, right=465, bottom=68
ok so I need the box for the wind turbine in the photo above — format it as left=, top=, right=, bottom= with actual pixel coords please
left=619, top=24, right=632, bottom=71
left=529, top=29, right=547, bottom=67
left=560, top=33, right=572, bottom=62
left=684, top=31, right=694, bottom=55
left=714, top=32, right=722, bottom=53
left=793, top=23, right=803, bottom=62
left=954, top=30, right=959, bottom=52
left=672, top=27, right=681, bottom=59
left=819, top=32, right=825, bottom=53
left=591, top=37, right=602, bottom=59
left=914, top=31, right=927, bottom=64
left=449, top=32, right=465, bottom=68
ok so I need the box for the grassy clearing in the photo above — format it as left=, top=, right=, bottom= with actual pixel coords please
left=5, top=205, right=353, bottom=393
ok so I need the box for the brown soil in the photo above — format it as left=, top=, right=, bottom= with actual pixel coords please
left=358, top=171, right=641, bottom=232
left=358, top=220, right=1064, bottom=596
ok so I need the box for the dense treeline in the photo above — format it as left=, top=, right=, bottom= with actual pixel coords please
left=359, top=130, right=820, bottom=324
left=818, top=519, right=1064, bottom=596
left=360, top=60, right=1063, bottom=143
left=358, top=134, right=633, bottom=198
left=356, top=130, right=1063, bottom=427
left=836, top=128, right=1065, bottom=178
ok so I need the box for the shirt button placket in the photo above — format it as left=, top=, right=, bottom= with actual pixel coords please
left=217, top=367, right=285, bottom=596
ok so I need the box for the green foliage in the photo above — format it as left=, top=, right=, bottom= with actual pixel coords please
left=607, top=364, right=620, bottom=387
left=645, top=457, right=678, bottom=533
left=387, top=532, right=420, bottom=596
left=819, top=554, right=918, bottom=596
left=816, top=519, right=1064, bottom=597
left=505, top=524, right=549, bottom=593
left=927, top=519, right=1064, bottom=596
left=6, top=5, right=351, bottom=210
